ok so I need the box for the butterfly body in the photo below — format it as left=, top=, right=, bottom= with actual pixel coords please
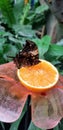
left=14, top=40, right=40, bottom=69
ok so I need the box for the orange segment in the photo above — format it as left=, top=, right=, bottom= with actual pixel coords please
left=17, top=60, right=59, bottom=92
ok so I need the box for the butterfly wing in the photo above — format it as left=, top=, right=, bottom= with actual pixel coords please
left=14, top=40, right=40, bottom=68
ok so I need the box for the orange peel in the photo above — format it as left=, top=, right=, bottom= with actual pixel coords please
left=17, top=59, right=59, bottom=92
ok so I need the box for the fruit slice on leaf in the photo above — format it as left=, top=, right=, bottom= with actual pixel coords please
left=17, top=59, right=59, bottom=92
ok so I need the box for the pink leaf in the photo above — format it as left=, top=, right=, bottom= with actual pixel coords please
left=31, top=75, right=63, bottom=129
left=0, top=62, right=28, bottom=122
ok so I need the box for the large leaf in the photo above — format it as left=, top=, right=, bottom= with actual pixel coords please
left=33, top=35, right=51, bottom=58
left=0, top=63, right=63, bottom=129
left=13, top=25, right=36, bottom=38
left=13, top=0, right=24, bottom=23
left=0, top=38, right=6, bottom=44
left=20, top=3, right=30, bottom=25
left=47, top=44, right=63, bottom=57
left=0, top=38, right=6, bottom=55
left=58, top=118, right=63, bottom=130
left=0, top=0, right=16, bottom=26
left=53, top=125, right=59, bottom=130
left=35, top=4, right=49, bottom=14
left=3, top=44, right=18, bottom=57
left=0, top=122, right=5, bottom=130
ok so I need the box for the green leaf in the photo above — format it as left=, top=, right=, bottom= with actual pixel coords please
left=20, top=3, right=30, bottom=25
left=0, top=38, right=6, bottom=44
left=0, top=0, right=16, bottom=26
left=28, top=122, right=46, bottom=130
left=3, top=44, right=18, bottom=61
left=0, top=122, right=5, bottom=130
left=13, top=25, right=36, bottom=38
left=13, top=0, right=24, bottom=23
left=33, top=35, right=51, bottom=58
left=47, top=44, right=63, bottom=57
left=8, top=36, right=22, bottom=44
left=0, top=39, right=5, bottom=54
left=3, top=32, right=12, bottom=37
left=35, top=4, right=49, bottom=14
left=58, top=119, right=63, bottom=130
left=53, top=125, right=59, bottom=130
left=0, top=30, right=5, bottom=36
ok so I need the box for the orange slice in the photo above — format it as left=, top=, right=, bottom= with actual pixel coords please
left=17, top=59, right=59, bottom=92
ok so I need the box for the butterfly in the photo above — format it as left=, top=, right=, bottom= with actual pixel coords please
left=13, top=40, right=40, bottom=69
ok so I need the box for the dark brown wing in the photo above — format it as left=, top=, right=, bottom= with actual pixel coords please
left=14, top=40, right=40, bottom=69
